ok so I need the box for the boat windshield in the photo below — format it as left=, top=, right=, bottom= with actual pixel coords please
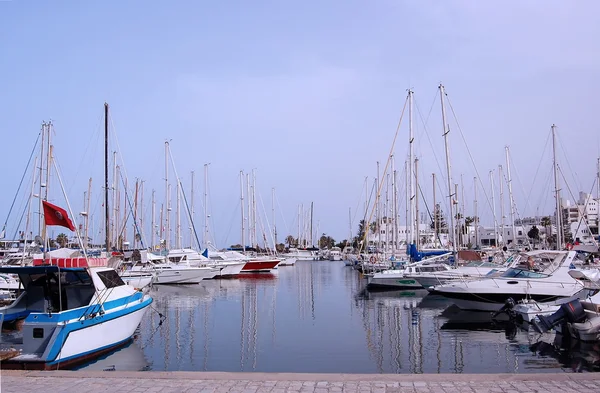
left=501, top=268, right=549, bottom=279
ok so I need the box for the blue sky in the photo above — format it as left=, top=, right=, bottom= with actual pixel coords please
left=1, top=1, right=599, bottom=246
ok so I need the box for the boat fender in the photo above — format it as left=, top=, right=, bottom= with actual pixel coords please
left=369, top=256, right=376, bottom=263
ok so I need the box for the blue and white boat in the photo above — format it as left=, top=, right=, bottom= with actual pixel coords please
left=0, top=264, right=152, bottom=369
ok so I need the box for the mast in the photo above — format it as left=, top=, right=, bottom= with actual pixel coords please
left=505, top=146, right=517, bottom=248
left=408, top=89, right=415, bottom=247
left=112, top=151, right=117, bottom=248
left=473, top=177, right=478, bottom=249
left=490, top=170, right=498, bottom=248
left=176, top=178, right=181, bottom=249
left=376, top=161, right=380, bottom=248
left=433, top=173, right=437, bottom=246
left=272, top=188, right=277, bottom=246
left=24, top=157, right=38, bottom=266
left=552, top=124, right=562, bottom=250
left=499, top=165, right=506, bottom=247
left=297, top=204, right=301, bottom=248
left=240, top=170, right=245, bottom=252
left=190, top=171, right=194, bottom=248
left=439, top=84, right=456, bottom=253
left=393, top=161, right=398, bottom=253
left=460, top=173, right=465, bottom=248
left=85, top=177, right=92, bottom=249
left=204, top=164, right=209, bottom=248
left=252, top=170, right=257, bottom=249
left=310, top=202, right=314, bottom=248
left=414, top=158, right=420, bottom=250
left=102, top=104, right=109, bottom=252
left=151, top=190, right=156, bottom=249
left=164, top=141, right=170, bottom=250
left=133, top=179, right=139, bottom=248
left=38, top=122, right=46, bottom=236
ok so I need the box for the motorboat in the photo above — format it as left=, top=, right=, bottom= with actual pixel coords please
left=0, top=265, right=152, bottom=369
left=282, top=247, right=317, bottom=261
left=329, top=247, right=342, bottom=261
left=407, top=260, right=514, bottom=289
left=205, top=248, right=279, bottom=272
left=168, top=248, right=245, bottom=277
left=367, top=253, right=451, bottom=289
left=277, top=257, right=296, bottom=266
left=430, top=250, right=593, bottom=312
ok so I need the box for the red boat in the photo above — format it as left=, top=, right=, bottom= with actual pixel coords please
left=241, top=258, right=280, bottom=272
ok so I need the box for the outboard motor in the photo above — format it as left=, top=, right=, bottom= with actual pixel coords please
left=532, top=300, right=587, bottom=333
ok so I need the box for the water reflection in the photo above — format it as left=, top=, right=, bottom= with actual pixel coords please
left=81, top=261, right=600, bottom=373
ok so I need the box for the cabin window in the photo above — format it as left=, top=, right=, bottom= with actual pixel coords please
left=33, top=328, right=44, bottom=338
left=97, top=270, right=125, bottom=288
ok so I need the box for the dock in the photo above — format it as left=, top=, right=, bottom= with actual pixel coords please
left=2, top=371, right=599, bottom=392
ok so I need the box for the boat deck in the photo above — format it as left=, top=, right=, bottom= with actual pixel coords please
left=1, top=370, right=599, bottom=392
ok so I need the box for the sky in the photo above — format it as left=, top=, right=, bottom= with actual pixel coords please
left=1, top=1, right=600, bottom=247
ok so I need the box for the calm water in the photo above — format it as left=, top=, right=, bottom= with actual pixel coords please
left=78, top=261, right=600, bottom=373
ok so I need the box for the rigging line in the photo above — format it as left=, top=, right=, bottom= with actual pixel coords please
left=414, top=96, right=447, bottom=186
left=444, top=94, right=496, bottom=217
left=556, top=130, right=583, bottom=193
left=257, top=192, right=276, bottom=251
left=350, top=177, right=369, bottom=236
left=518, top=130, right=552, bottom=217
left=116, top=172, right=145, bottom=249
left=360, top=94, right=409, bottom=253
left=509, top=150, right=537, bottom=219
left=219, top=199, right=241, bottom=249
left=2, top=131, right=41, bottom=234
left=66, top=112, right=104, bottom=196
left=558, top=166, right=599, bottom=247
left=417, top=178, right=445, bottom=248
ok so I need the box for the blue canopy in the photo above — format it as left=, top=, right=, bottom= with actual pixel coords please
left=0, top=265, right=86, bottom=274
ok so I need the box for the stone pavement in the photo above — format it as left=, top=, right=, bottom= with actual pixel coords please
left=1, top=371, right=600, bottom=393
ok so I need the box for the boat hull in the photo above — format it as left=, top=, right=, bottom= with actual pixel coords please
left=154, top=267, right=219, bottom=284
left=429, top=290, right=569, bottom=312
left=241, top=260, right=279, bottom=272
left=211, top=262, right=245, bottom=277
left=367, top=275, right=422, bottom=289
left=121, top=273, right=154, bottom=289
left=2, top=295, right=152, bottom=370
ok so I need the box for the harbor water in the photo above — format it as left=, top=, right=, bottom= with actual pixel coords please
left=78, top=261, right=600, bottom=373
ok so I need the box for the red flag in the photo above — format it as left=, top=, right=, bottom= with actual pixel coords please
left=42, top=200, right=75, bottom=231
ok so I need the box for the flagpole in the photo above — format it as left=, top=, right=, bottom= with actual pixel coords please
left=52, top=159, right=88, bottom=260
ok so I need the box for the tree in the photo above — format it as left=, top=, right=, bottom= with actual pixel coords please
left=369, top=221, right=378, bottom=234
left=335, top=240, right=347, bottom=249
left=430, top=204, right=448, bottom=234
left=275, top=243, right=286, bottom=253
left=285, top=235, right=296, bottom=247
left=56, top=233, right=68, bottom=248
left=319, top=233, right=335, bottom=249
left=540, top=216, right=552, bottom=247
left=527, top=225, right=540, bottom=248
left=352, top=219, right=367, bottom=249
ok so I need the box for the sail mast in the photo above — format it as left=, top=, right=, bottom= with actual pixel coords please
left=505, top=146, right=517, bottom=248
left=439, top=84, right=456, bottom=253
left=408, top=89, right=415, bottom=247
left=552, top=124, right=562, bottom=250
left=104, top=103, right=110, bottom=252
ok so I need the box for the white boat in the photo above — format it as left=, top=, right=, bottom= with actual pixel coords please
left=430, top=250, right=593, bottom=312
left=0, top=273, right=21, bottom=291
left=120, top=271, right=155, bottom=290
left=277, top=257, right=296, bottom=266
left=511, top=269, right=600, bottom=323
left=283, top=247, right=317, bottom=261
left=329, top=247, right=342, bottom=261
left=141, top=263, right=220, bottom=284
left=367, top=253, right=451, bottom=289
left=169, top=248, right=244, bottom=277
left=407, top=260, right=513, bottom=289
left=0, top=265, right=152, bottom=369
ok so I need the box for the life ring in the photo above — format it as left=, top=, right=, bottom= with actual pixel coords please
left=566, top=243, right=573, bottom=251
left=369, top=256, right=376, bottom=263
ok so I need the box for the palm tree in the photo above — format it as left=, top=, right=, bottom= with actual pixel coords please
left=540, top=216, right=552, bottom=247
left=56, top=233, right=68, bottom=248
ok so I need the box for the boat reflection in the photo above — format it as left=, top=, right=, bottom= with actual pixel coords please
left=75, top=341, right=150, bottom=371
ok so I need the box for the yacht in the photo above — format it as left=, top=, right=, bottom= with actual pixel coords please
left=329, top=247, right=342, bottom=261
left=0, top=264, right=152, bottom=369
left=407, top=259, right=516, bottom=289
left=168, top=248, right=245, bottom=277
left=367, top=255, right=452, bottom=289
left=430, top=250, right=592, bottom=312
